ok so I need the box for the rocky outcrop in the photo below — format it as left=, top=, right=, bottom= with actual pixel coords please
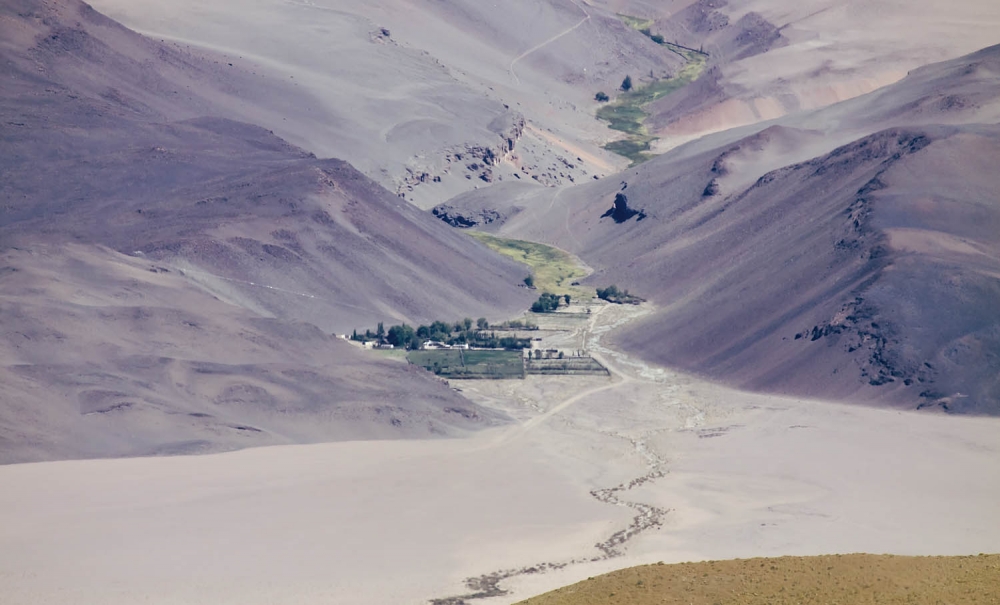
left=369, top=26, right=393, bottom=44
left=396, top=111, right=526, bottom=196
left=702, top=178, right=720, bottom=197
left=488, top=110, right=526, bottom=158
left=447, top=110, right=526, bottom=177
left=680, top=0, right=731, bottom=36
left=430, top=204, right=503, bottom=228
left=601, top=191, right=646, bottom=223
left=794, top=296, right=936, bottom=389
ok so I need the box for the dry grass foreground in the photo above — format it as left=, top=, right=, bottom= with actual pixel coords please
left=517, top=554, right=1000, bottom=605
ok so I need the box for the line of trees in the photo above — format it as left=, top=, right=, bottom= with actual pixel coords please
left=351, top=317, right=532, bottom=350
left=639, top=28, right=666, bottom=45
left=531, top=292, right=571, bottom=313
left=596, top=285, right=644, bottom=305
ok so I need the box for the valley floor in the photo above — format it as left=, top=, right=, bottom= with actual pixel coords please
left=1, top=303, right=998, bottom=605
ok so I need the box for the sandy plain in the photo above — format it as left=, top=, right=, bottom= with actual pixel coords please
left=2, top=303, right=998, bottom=605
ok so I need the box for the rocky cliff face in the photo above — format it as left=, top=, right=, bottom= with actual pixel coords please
left=431, top=204, right=503, bottom=228
left=397, top=111, right=526, bottom=196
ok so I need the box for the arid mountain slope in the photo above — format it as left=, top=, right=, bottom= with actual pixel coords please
left=0, top=245, right=502, bottom=464
left=606, top=126, right=1000, bottom=412
left=81, top=0, right=1000, bottom=195
left=87, top=0, right=694, bottom=207
left=463, top=46, right=1000, bottom=413
left=0, top=0, right=531, bottom=462
left=627, top=0, right=1000, bottom=147
left=1, top=0, right=533, bottom=330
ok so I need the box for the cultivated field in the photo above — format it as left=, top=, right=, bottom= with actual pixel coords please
left=408, top=349, right=526, bottom=379
left=526, top=357, right=609, bottom=376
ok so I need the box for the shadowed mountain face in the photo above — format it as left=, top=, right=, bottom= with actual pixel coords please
left=606, top=126, right=1000, bottom=412
left=467, top=46, right=1000, bottom=413
left=0, top=0, right=534, bottom=463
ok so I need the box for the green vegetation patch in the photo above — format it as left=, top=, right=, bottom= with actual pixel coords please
left=597, top=55, right=707, bottom=167
left=618, top=13, right=709, bottom=58
left=597, top=285, right=645, bottom=305
left=370, top=348, right=408, bottom=362
left=596, top=102, right=647, bottom=136
left=618, top=14, right=654, bottom=31
left=407, top=349, right=525, bottom=379
left=598, top=16, right=709, bottom=166
left=531, top=292, right=569, bottom=313
left=468, top=232, right=590, bottom=297
left=603, top=138, right=655, bottom=165
left=352, top=318, right=531, bottom=351
left=517, top=554, right=1000, bottom=605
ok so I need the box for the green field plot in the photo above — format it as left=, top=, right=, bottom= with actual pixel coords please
left=468, top=232, right=590, bottom=297
left=603, top=138, right=655, bottom=165
left=407, top=349, right=525, bottom=379
left=369, top=348, right=408, bottom=362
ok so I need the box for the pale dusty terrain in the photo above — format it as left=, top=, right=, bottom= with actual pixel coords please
left=0, top=0, right=538, bottom=462
left=2, top=303, right=998, bottom=605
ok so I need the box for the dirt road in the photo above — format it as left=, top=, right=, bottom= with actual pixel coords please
left=508, top=1, right=591, bottom=86
left=439, top=301, right=691, bottom=604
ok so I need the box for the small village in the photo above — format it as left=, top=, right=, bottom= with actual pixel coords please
left=342, top=291, right=621, bottom=379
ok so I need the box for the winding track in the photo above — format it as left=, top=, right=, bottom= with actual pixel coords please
left=484, top=304, right=622, bottom=448
left=508, top=0, right=591, bottom=86
left=438, top=303, right=698, bottom=605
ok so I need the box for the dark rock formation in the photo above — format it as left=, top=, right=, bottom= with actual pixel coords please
left=702, top=178, right=720, bottom=197
left=601, top=193, right=645, bottom=223
left=431, top=204, right=503, bottom=228
left=396, top=111, right=526, bottom=196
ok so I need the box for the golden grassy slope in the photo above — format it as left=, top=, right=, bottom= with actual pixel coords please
left=517, top=554, right=1000, bottom=605
left=468, top=232, right=590, bottom=297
